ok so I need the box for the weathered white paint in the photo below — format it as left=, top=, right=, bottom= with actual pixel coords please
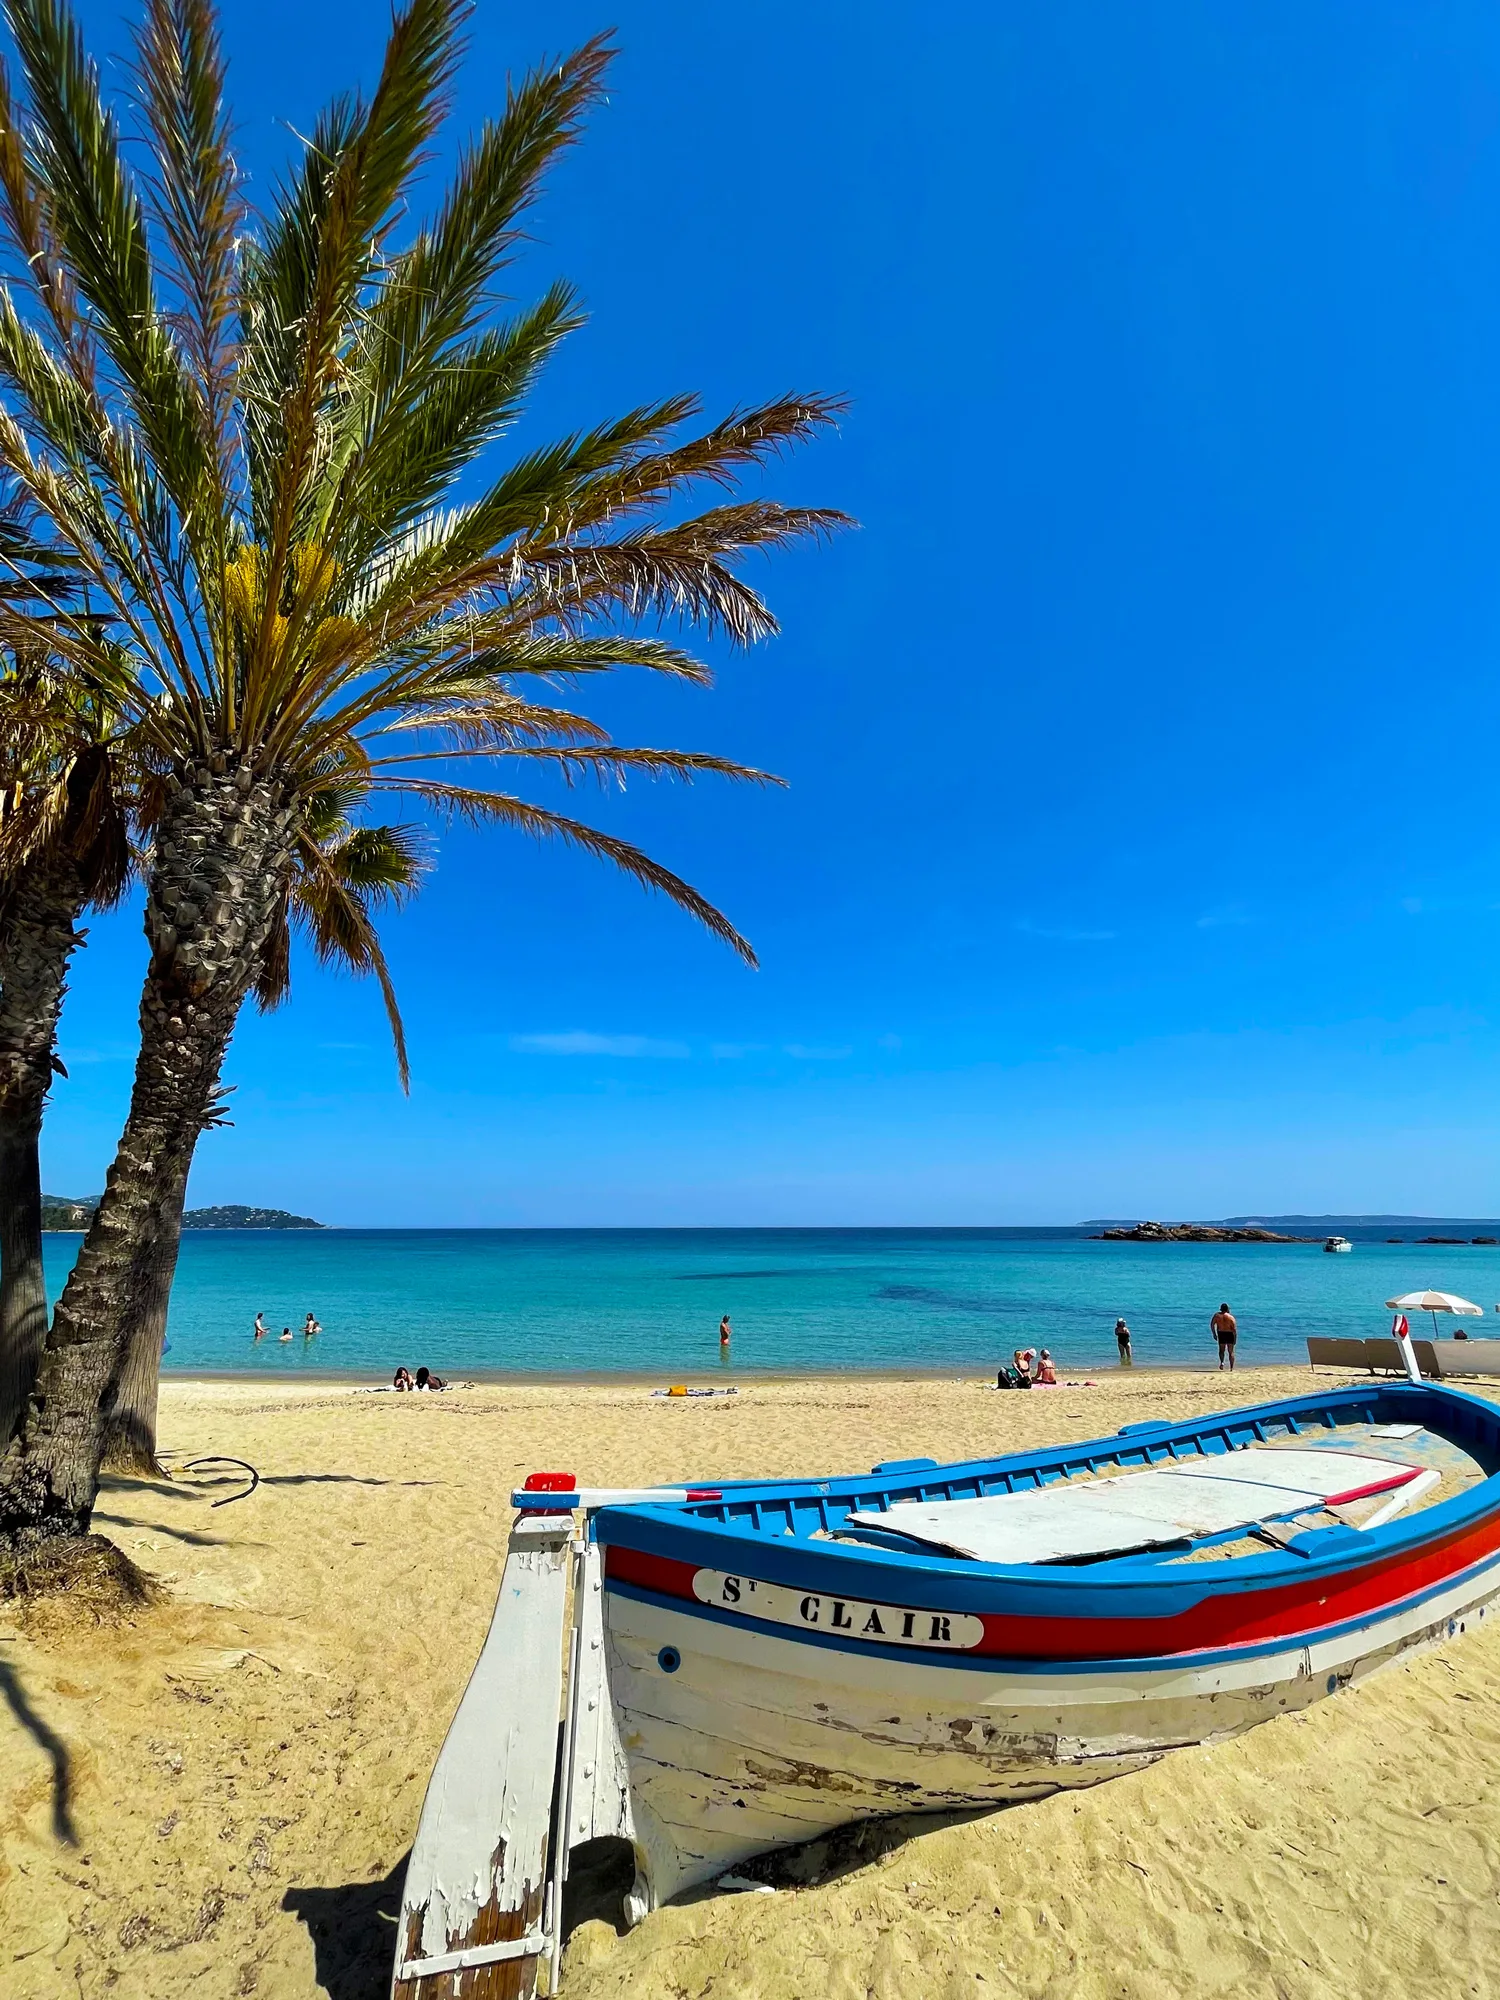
left=396, top=1932, right=549, bottom=1981
left=604, top=1553, right=1500, bottom=1905
left=845, top=1449, right=1416, bottom=1564
left=391, top=1516, right=571, bottom=1999
left=564, top=1540, right=635, bottom=1848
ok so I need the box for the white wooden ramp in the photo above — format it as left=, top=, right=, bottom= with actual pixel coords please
left=392, top=1515, right=571, bottom=2000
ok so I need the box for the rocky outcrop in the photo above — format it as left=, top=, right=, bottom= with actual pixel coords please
left=1092, top=1221, right=1315, bottom=1243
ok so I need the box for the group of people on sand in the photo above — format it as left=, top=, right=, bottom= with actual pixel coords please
left=253, top=1311, right=320, bottom=1343
left=998, top=1347, right=1057, bottom=1388
left=392, top=1366, right=447, bottom=1392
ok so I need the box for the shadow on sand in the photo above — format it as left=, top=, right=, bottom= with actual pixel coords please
left=284, top=1855, right=408, bottom=2000
left=285, top=1841, right=637, bottom=1997
left=0, top=1657, right=76, bottom=1845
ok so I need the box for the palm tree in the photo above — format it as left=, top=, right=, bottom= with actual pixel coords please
left=0, top=650, right=427, bottom=1464
left=0, top=576, right=132, bottom=1442
left=101, top=774, right=428, bottom=1475
left=0, top=0, right=845, bottom=1551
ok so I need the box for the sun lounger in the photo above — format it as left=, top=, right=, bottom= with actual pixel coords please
left=1306, top=1336, right=1440, bottom=1377
left=1307, top=1337, right=1371, bottom=1372
left=1426, top=1339, right=1500, bottom=1379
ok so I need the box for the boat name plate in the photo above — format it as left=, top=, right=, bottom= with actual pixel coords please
left=691, top=1569, right=984, bottom=1649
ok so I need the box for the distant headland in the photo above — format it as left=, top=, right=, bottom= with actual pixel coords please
left=41, top=1197, right=325, bottom=1232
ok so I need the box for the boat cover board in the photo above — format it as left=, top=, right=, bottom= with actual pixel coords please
left=843, top=1448, right=1415, bottom=1564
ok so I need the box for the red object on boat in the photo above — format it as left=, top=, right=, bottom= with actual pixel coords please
left=1324, top=1467, right=1418, bottom=1509
left=519, top=1471, right=576, bottom=1514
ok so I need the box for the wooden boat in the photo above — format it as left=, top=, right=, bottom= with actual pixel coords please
left=391, top=1363, right=1500, bottom=1997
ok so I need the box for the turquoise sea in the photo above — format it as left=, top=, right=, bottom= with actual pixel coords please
left=39, top=1225, right=1500, bottom=1380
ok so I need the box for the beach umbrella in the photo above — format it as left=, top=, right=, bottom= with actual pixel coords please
left=1385, top=1290, right=1484, bottom=1339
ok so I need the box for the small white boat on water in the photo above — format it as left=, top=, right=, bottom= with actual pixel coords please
left=1324, top=1235, right=1353, bottom=1253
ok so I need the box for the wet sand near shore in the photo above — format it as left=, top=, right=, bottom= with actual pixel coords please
left=3, top=1365, right=1498, bottom=1998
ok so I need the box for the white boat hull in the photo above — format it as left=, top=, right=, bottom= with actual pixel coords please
left=603, top=1551, right=1500, bottom=1904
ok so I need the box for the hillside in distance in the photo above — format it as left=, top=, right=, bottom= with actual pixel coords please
left=41, top=1198, right=324, bottom=1231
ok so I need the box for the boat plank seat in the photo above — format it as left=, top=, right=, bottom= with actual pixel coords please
left=844, top=1448, right=1417, bottom=1564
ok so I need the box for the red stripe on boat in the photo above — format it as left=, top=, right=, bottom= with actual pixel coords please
left=1323, top=1468, right=1418, bottom=1508
left=603, top=1506, right=1500, bottom=1661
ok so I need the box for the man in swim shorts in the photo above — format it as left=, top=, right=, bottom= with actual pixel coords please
left=1211, top=1302, right=1238, bottom=1371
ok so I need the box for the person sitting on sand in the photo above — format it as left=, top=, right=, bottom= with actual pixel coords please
left=1211, top=1302, right=1238, bottom=1372
left=303, top=1312, right=321, bottom=1337
left=253, top=1312, right=267, bottom=1341
left=1035, top=1349, right=1057, bottom=1385
left=1115, top=1317, right=1132, bottom=1365
left=278, top=1325, right=293, bottom=1342
left=415, top=1367, right=447, bottom=1391
left=1012, top=1348, right=1034, bottom=1387
left=393, top=1367, right=414, bottom=1391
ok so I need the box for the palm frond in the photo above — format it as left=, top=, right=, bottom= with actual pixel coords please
left=369, top=775, right=759, bottom=964
left=289, top=822, right=424, bottom=1087
left=130, top=0, right=243, bottom=645
left=7, top=0, right=213, bottom=527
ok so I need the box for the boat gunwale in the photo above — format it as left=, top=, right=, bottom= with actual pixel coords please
left=589, top=1383, right=1500, bottom=1605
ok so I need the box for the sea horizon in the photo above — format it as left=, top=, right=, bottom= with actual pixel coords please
left=42, top=1221, right=1500, bottom=1383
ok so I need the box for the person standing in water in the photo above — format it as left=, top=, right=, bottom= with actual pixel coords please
left=719, top=1314, right=732, bottom=1353
left=303, top=1312, right=321, bottom=1338
left=1115, top=1318, right=1133, bottom=1365
left=253, top=1312, right=267, bottom=1341
left=1211, top=1302, right=1238, bottom=1371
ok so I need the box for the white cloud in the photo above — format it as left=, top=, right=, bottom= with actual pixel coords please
left=710, top=1042, right=765, bottom=1059
left=877, top=1033, right=903, bottom=1051
left=509, top=1031, right=690, bottom=1059
left=1015, top=920, right=1116, bottom=943
left=784, top=1043, right=854, bottom=1060
left=1196, top=903, right=1253, bottom=929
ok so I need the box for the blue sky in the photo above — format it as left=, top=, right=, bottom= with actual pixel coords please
left=39, top=0, right=1500, bottom=1224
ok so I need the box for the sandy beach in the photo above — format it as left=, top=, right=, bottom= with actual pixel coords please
left=3, top=1365, right=1499, bottom=1998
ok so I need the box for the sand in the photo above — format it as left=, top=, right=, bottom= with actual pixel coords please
left=2, top=1365, right=1498, bottom=1998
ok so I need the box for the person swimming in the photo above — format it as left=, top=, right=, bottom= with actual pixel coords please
left=278, top=1325, right=293, bottom=1342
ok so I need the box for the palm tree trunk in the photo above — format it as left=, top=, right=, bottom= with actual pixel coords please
left=98, top=1193, right=182, bottom=1476
left=0, top=853, right=85, bottom=1442
left=0, top=764, right=296, bottom=1551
